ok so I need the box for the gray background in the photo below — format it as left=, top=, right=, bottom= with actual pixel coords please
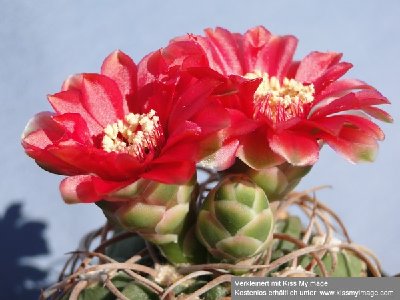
left=0, top=0, right=399, bottom=287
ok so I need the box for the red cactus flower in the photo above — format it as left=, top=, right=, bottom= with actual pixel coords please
left=22, top=50, right=229, bottom=203
left=143, top=26, right=392, bottom=169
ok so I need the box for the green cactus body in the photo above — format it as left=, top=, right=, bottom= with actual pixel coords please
left=271, top=216, right=367, bottom=277
left=61, top=273, right=158, bottom=300
left=98, top=177, right=205, bottom=264
left=271, top=215, right=303, bottom=262
left=247, top=163, right=311, bottom=201
left=196, top=175, right=274, bottom=262
left=301, top=250, right=367, bottom=277
left=157, top=225, right=208, bottom=264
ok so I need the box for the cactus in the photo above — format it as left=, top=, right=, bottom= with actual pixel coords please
left=61, top=273, right=158, bottom=300
left=272, top=216, right=367, bottom=277
left=246, top=163, right=311, bottom=201
left=300, top=249, right=367, bottom=277
left=173, top=279, right=230, bottom=300
left=97, top=177, right=206, bottom=264
left=196, top=175, right=274, bottom=262
left=271, top=215, right=303, bottom=261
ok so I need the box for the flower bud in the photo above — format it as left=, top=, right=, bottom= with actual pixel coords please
left=196, top=175, right=274, bottom=262
left=246, top=163, right=311, bottom=201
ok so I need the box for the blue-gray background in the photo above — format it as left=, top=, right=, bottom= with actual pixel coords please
left=1, top=0, right=399, bottom=295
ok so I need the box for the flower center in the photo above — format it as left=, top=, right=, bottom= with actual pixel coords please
left=102, top=109, right=164, bottom=161
left=244, top=71, right=315, bottom=123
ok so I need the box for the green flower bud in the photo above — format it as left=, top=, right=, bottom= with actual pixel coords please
left=246, top=163, right=311, bottom=201
left=196, top=175, right=274, bottom=262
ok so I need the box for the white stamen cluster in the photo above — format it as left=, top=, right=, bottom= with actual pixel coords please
left=102, top=109, right=163, bottom=160
left=244, top=71, right=315, bottom=122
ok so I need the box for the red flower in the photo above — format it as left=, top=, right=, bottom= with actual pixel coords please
left=144, top=26, right=392, bottom=169
left=22, top=50, right=228, bottom=203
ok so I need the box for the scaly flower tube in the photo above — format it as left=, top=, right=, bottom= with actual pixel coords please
left=98, top=176, right=207, bottom=264
left=21, top=50, right=229, bottom=203
left=143, top=26, right=392, bottom=170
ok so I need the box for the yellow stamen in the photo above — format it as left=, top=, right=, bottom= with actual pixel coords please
left=102, top=109, right=164, bottom=161
left=244, top=71, right=315, bottom=122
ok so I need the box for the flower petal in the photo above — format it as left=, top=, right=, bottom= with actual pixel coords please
left=203, top=27, right=244, bottom=75
left=226, top=108, right=258, bottom=137
left=295, top=51, right=342, bottom=83
left=193, top=32, right=230, bottom=75
left=48, top=90, right=103, bottom=136
left=168, top=77, right=222, bottom=132
left=202, top=74, right=259, bottom=118
left=101, top=50, right=137, bottom=115
left=132, top=81, right=175, bottom=129
left=61, top=74, right=83, bottom=91
left=317, top=79, right=372, bottom=99
left=60, top=175, right=132, bottom=203
left=305, top=114, right=385, bottom=142
left=286, top=61, right=300, bottom=79
left=24, top=114, right=144, bottom=181
left=327, top=115, right=384, bottom=140
left=310, top=90, right=390, bottom=118
left=163, top=120, right=201, bottom=150
left=322, top=127, right=379, bottom=163
left=242, top=26, right=272, bottom=73
left=157, top=141, right=199, bottom=164
left=200, top=139, right=240, bottom=171
left=255, top=35, right=298, bottom=79
left=164, top=39, right=208, bottom=69
left=136, top=51, right=162, bottom=87
left=191, top=100, right=230, bottom=136
left=269, top=131, right=319, bottom=166
left=313, top=62, right=353, bottom=94
left=52, top=113, right=93, bottom=145
left=141, top=161, right=195, bottom=184
left=22, top=112, right=92, bottom=175
left=40, top=114, right=143, bottom=179
left=362, top=106, right=393, bottom=123
left=23, top=131, right=85, bottom=176
left=22, top=111, right=63, bottom=142
left=80, top=74, right=125, bottom=126
left=48, top=145, right=145, bottom=181
left=238, top=129, right=285, bottom=169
